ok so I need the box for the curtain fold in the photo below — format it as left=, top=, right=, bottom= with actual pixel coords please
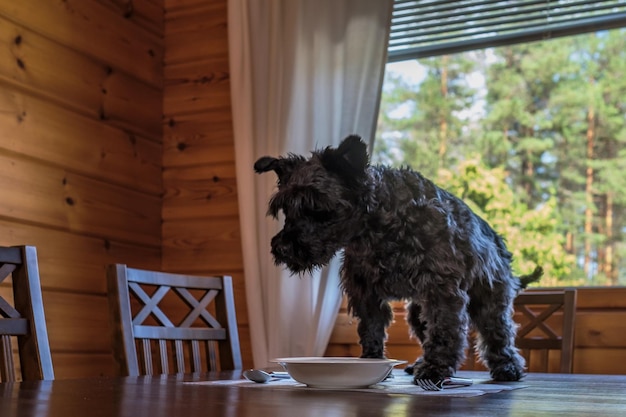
left=228, top=0, right=393, bottom=368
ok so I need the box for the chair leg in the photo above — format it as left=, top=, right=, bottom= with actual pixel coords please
left=1, top=335, right=15, bottom=382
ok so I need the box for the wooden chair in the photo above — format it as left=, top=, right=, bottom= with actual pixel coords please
left=106, top=264, right=242, bottom=376
left=0, top=245, right=54, bottom=381
left=514, top=289, right=577, bottom=373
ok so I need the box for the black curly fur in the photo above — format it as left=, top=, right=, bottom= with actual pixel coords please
left=255, top=135, right=542, bottom=384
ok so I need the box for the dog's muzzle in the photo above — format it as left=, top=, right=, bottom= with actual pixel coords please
left=270, top=233, right=316, bottom=272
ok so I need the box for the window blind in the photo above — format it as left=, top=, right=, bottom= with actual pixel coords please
left=388, top=0, right=626, bottom=61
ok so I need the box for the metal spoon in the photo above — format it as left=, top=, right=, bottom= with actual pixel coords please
left=242, top=369, right=290, bottom=383
left=243, top=369, right=272, bottom=383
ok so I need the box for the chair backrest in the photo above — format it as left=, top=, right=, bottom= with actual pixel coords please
left=106, top=264, right=242, bottom=376
left=0, top=245, right=54, bottom=381
left=514, top=289, right=577, bottom=373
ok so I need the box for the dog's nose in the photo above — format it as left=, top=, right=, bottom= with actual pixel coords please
left=271, top=232, right=294, bottom=259
left=271, top=241, right=290, bottom=259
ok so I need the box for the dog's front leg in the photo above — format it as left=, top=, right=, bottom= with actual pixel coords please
left=403, top=301, right=427, bottom=374
left=351, top=296, right=393, bottom=359
left=412, top=291, right=469, bottom=383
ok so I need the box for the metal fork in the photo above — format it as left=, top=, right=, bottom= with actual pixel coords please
left=415, top=378, right=445, bottom=391
left=415, top=376, right=473, bottom=391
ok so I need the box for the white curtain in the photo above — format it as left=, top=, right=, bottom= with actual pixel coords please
left=228, top=0, right=393, bottom=368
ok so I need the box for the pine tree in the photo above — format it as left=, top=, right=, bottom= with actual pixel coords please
left=374, top=54, right=477, bottom=178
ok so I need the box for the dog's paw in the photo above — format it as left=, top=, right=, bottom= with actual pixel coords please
left=411, top=362, right=453, bottom=385
left=360, top=350, right=385, bottom=360
left=490, top=362, right=525, bottom=381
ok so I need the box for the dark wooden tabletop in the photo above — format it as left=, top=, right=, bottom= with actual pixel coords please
left=1, top=370, right=625, bottom=417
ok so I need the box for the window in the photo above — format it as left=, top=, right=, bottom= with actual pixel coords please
left=375, top=2, right=626, bottom=286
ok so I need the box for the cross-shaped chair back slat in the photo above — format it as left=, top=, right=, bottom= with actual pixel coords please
left=0, top=246, right=54, bottom=381
left=514, top=289, right=577, bottom=373
left=106, top=264, right=242, bottom=376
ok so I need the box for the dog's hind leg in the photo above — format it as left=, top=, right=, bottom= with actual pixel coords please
left=351, top=296, right=393, bottom=359
left=468, top=282, right=525, bottom=381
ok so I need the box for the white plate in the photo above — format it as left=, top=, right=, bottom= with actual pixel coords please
left=271, top=357, right=407, bottom=389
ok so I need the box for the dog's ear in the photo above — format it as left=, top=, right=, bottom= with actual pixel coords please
left=321, top=134, right=369, bottom=178
left=254, top=155, right=305, bottom=185
left=254, top=156, right=279, bottom=174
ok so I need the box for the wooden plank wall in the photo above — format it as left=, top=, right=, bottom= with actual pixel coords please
left=326, top=288, right=626, bottom=375
left=0, top=0, right=164, bottom=378
left=162, top=0, right=252, bottom=369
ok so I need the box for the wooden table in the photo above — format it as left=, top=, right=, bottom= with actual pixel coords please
left=1, top=370, right=625, bottom=417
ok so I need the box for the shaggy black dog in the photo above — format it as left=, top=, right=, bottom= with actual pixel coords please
left=254, top=135, right=542, bottom=384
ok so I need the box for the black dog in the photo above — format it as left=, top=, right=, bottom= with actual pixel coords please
left=254, top=135, right=542, bottom=384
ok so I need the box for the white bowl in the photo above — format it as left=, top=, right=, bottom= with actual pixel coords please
left=271, top=357, right=407, bottom=389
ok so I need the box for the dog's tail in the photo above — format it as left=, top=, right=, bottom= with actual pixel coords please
left=519, top=265, right=543, bottom=289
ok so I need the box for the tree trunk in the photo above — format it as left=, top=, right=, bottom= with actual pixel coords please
left=604, top=192, right=615, bottom=284
left=438, top=56, right=448, bottom=165
left=565, top=231, right=574, bottom=253
left=584, top=104, right=595, bottom=278
left=521, top=159, right=534, bottom=207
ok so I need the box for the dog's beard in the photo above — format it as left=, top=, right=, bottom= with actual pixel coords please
left=271, top=235, right=339, bottom=274
left=274, top=257, right=327, bottom=274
